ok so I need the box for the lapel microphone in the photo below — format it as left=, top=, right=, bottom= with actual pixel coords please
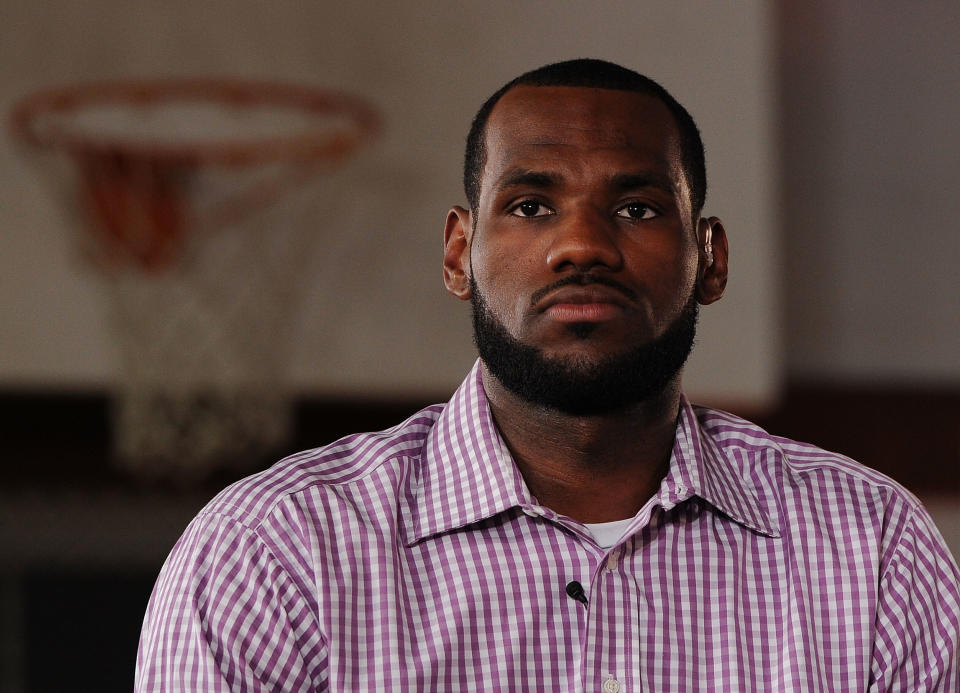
left=565, top=581, right=588, bottom=607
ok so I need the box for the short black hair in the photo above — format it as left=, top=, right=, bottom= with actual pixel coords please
left=463, top=58, right=706, bottom=219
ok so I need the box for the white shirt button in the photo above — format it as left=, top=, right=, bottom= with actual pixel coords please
left=602, top=676, right=621, bottom=693
left=604, top=550, right=619, bottom=572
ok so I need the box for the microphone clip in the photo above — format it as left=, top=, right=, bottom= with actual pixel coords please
left=565, top=580, right=588, bottom=607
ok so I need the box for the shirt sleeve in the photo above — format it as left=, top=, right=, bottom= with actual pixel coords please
left=135, top=510, right=328, bottom=692
left=870, top=503, right=960, bottom=692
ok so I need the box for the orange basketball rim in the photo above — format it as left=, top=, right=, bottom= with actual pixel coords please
left=10, top=78, right=381, bottom=272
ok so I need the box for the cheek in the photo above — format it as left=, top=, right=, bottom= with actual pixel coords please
left=673, top=249, right=699, bottom=290
left=471, top=238, right=541, bottom=322
left=625, top=234, right=695, bottom=280
left=622, top=236, right=699, bottom=315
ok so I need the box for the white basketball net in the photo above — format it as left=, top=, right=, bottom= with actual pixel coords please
left=100, top=168, right=328, bottom=480
left=13, top=82, right=378, bottom=482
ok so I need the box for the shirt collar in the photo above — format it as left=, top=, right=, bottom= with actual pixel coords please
left=402, top=360, right=535, bottom=545
left=402, top=362, right=781, bottom=545
left=664, top=396, right=781, bottom=537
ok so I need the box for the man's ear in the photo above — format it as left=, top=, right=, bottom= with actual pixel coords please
left=443, top=206, right=473, bottom=300
left=696, top=216, right=728, bottom=305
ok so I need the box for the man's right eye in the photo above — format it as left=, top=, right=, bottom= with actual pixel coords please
left=510, top=200, right=553, bottom=217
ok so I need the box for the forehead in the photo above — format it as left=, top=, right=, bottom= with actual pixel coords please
left=482, top=85, right=685, bottom=188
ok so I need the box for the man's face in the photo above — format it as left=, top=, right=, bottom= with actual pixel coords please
left=445, top=85, right=718, bottom=413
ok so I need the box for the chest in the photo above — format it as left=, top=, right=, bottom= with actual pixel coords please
left=314, top=507, right=878, bottom=691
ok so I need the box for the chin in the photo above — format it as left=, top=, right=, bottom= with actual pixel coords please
left=471, top=279, right=698, bottom=416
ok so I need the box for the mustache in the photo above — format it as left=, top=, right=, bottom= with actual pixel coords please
left=529, top=273, right=639, bottom=308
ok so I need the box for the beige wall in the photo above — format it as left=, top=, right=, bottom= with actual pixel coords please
left=776, top=0, right=960, bottom=555
left=0, top=0, right=779, bottom=403
left=780, top=0, right=960, bottom=383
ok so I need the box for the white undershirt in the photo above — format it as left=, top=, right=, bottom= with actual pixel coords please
left=584, top=517, right=635, bottom=549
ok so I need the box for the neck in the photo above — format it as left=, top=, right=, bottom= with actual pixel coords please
left=481, top=363, right=681, bottom=523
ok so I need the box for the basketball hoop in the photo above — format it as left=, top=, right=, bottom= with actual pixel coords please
left=11, top=78, right=380, bottom=481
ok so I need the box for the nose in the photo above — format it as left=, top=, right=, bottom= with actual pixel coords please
left=545, top=206, right=623, bottom=273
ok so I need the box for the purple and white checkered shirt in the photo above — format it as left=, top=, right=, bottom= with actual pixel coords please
left=137, top=361, right=960, bottom=691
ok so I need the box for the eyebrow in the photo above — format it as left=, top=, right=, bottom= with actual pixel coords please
left=492, top=167, right=677, bottom=197
left=493, top=168, right=561, bottom=193
left=608, top=172, right=677, bottom=197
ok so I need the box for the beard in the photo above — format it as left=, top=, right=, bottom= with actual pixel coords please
left=470, top=276, right=698, bottom=416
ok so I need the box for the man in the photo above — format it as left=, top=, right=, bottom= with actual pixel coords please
left=137, top=59, right=960, bottom=691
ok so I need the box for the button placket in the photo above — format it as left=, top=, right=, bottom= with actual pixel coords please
left=583, top=542, right=638, bottom=693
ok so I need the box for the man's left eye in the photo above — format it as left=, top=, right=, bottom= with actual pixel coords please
left=616, top=203, right=657, bottom=220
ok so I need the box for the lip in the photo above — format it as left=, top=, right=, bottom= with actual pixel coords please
left=538, top=286, right=630, bottom=323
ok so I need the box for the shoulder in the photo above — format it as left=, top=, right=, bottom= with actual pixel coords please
left=689, top=403, right=951, bottom=565
left=691, top=404, right=960, bottom=610
left=692, top=403, right=925, bottom=508
left=198, top=403, right=444, bottom=532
